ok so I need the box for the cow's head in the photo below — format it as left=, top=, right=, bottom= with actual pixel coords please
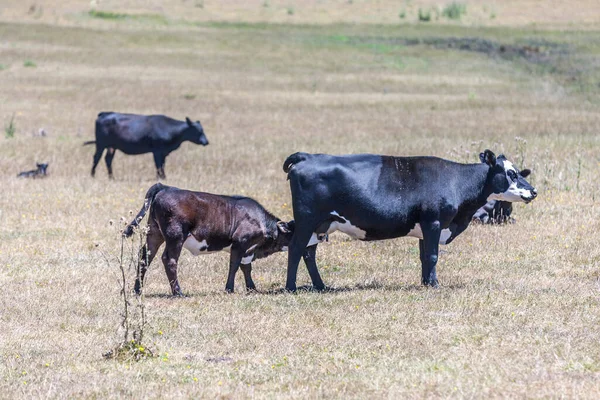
left=185, top=117, right=209, bottom=146
left=253, top=220, right=295, bottom=260
left=480, top=150, right=536, bottom=203
left=36, top=163, right=49, bottom=176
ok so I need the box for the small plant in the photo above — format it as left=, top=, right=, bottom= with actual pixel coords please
left=23, top=60, right=36, bottom=67
left=183, top=93, right=196, bottom=100
left=418, top=8, right=431, bottom=22
left=399, top=9, right=406, bottom=19
left=0, top=64, right=7, bottom=71
left=102, top=220, right=155, bottom=362
left=195, top=0, right=204, bottom=8
left=442, top=2, right=467, bottom=20
left=490, top=12, right=496, bottom=19
left=287, top=7, right=294, bottom=15
left=263, top=0, right=270, bottom=7
left=5, top=114, right=16, bottom=138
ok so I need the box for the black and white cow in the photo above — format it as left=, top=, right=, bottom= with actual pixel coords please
left=17, top=162, right=49, bottom=178
left=124, top=183, right=294, bottom=296
left=282, top=150, right=537, bottom=291
left=472, top=168, right=531, bottom=224
left=85, top=112, right=209, bottom=179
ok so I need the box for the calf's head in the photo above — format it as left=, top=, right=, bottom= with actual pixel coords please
left=480, top=150, right=536, bottom=203
left=185, top=117, right=209, bottom=146
left=253, top=220, right=295, bottom=259
left=36, top=163, right=49, bottom=176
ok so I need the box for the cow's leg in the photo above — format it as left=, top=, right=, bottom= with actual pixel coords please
left=153, top=152, right=166, bottom=180
left=134, top=224, right=164, bottom=295
left=240, top=263, right=256, bottom=292
left=91, top=147, right=104, bottom=177
left=161, top=239, right=184, bottom=296
left=104, top=147, right=116, bottom=179
left=286, top=227, right=320, bottom=292
left=225, top=248, right=244, bottom=293
left=302, top=243, right=325, bottom=291
left=419, top=220, right=442, bottom=287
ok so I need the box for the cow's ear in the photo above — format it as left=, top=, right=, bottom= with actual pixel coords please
left=185, top=117, right=192, bottom=126
left=480, top=149, right=496, bottom=167
left=277, top=220, right=293, bottom=234
left=520, top=168, right=531, bottom=178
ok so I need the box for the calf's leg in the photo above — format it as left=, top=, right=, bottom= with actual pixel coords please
left=134, top=226, right=164, bottom=294
left=161, top=240, right=184, bottom=296
left=240, top=263, right=256, bottom=291
left=225, top=249, right=244, bottom=293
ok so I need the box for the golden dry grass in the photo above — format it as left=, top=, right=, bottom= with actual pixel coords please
left=1, top=2, right=600, bottom=398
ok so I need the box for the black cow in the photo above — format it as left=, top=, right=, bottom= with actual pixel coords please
left=84, top=112, right=209, bottom=179
left=472, top=168, right=531, bottom=224
left=17, top=163, right=49, bottom=178
left=124, top=183, right=294, bottom=296
left=282, top=150, right=537, bottom=291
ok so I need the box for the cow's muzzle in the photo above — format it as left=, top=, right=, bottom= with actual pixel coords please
left=521, top=188, right=537, bottom=203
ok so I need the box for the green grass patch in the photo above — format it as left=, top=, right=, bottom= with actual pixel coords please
left=88, top=10, right=168, bottom=24
left=23, top=60, right=36, bottom=67
left=442, top=2, right=467, bottom=20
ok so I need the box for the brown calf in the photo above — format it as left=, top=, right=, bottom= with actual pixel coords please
left=124, top=183, right=294, bottom=295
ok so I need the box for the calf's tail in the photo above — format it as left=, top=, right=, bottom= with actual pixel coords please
left=123, top=183, right=166, bottom=237
left=283, top=152, right=308, bottom=174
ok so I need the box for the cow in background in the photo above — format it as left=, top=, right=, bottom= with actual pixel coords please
left=84, top=112, right=209, bottom=179
left=472, top=168, right=531, bottom=224
left=17, top=163, right=49, bottom=178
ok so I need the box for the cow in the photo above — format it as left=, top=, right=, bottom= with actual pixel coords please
left=282, top=150, right=537, bottom=291
left=17, top=162, right=49, bottom=178
left=472, top=168, right=531, bottom=224
left=124, top=183, right=294, bottom=296
left=84, top=112, right=209, bottom=179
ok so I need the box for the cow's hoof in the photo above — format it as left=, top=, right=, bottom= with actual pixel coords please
left=245, top=286, right=257, bottom=293
left=313, top=284, right=327, bottom=292
left=225, top=288, right=235, bottom=294
left=172, top=291, right=185, bottom=297
left=422, top=279, right=439, bottom=288
left=285, top=286, right=297, bottom=293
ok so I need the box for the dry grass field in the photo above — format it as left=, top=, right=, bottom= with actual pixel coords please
left=1, top=1, right=600, bottom=398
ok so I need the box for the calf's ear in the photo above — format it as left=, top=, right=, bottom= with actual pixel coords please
left=277, top=221, right=293, bottom=234
left=520, top=168, right=531, bottom=178
left=185, top=117, right=193, bottom=126
left=479, top=149, right=496, bottom=167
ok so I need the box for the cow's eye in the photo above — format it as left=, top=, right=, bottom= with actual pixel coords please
left=508, top=171, right=517, bottom=180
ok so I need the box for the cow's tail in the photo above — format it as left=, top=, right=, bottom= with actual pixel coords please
left=83, top=140, right=96, bottom=146
left=283, top=152, right=308, bottom=175
left=123, top=183, right=166, bottom=237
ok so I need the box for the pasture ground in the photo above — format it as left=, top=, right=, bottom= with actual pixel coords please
left=1, top=1, right=600, bottom=398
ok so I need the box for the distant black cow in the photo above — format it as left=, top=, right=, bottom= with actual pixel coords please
left=472, top=169, right=531, bottom=224
left=17, top=163, right=49, bottom=178
left=124, top=183, right=294, bottom=296
left=84, top=112, right=209, bottom=179
left=282, top=150, right=537, bottom=291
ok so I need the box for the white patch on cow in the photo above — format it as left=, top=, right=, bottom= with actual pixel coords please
left=281, top=246, right=288, bottom=252
left=183, top=235, right=231, bottom=256
left=247, top=244, right=258, bottom=253
left=241, top=254, right=254, bottom=265
left=488, top=159, right=534, bottom=203
left=327, top=211, right=367, bottom=239
left=183, top=236, right=209, bottom=256
left=307, top=233, right=326, bottom=246
left=406, top=223, right=452, bottom=245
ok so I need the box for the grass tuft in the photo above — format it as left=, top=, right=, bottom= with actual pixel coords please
left=442, top=2, right=467, bottom=20
left=23, top=60, right=36, bottom=67
left=418, top=8, right=431, bottom=22
left=5, top=114, right=16, bottom=138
